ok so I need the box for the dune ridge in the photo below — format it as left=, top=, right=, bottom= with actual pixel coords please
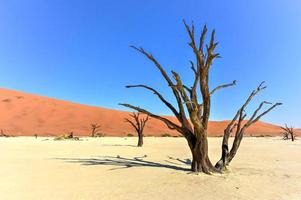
left=0, top=88, right=299, bottom=137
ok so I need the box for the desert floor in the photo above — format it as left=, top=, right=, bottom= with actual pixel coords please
left=0, top=137, right=300, bottom=200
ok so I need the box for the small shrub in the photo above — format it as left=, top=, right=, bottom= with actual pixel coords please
left=254, top=134, right=265, bottom=137
left=0, top=130, right=10, bottom=137
left=94, top=133, right=105, bottom=137
left=161, top=133, right=171, bottom=137
left=127, top=133, right=134, bottom=137
left=54, top=132, right=79, bottom=141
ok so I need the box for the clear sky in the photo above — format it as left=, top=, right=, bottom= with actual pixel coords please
left=0, top=0, right=300, bottom=127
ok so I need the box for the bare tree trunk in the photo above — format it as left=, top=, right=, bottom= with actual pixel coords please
left=137, top=131, right=143, bottom=147
left=228, top=133, right=243, bottom=163
left=190, top=143, right=210, bottom=173
left=216, top=130, right=244, bottom=169
left=215, top=132, right=246, bottom=170
left=215, top=144, right=229, bottom=171
left=185, top=130, right=215, bottom=174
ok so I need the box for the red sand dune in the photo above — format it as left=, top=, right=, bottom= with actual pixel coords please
left=0, top=88, right=299, bottom=137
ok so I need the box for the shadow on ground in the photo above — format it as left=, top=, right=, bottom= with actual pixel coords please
left=55, top=155, right=191, bottom=172
left=101, top=144, right=137, bottom=147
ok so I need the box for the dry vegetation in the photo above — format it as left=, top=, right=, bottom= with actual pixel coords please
left=54, top=132, right=80, bottom=141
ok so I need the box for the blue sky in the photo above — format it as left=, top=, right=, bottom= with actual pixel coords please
left=0, top=0, right=300, bottom=127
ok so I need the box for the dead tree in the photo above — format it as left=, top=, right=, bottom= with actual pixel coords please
left=90, top=123, right=101, bottom=137
left=124, top=112, right=150, bottom=147
left=120, top=21, right=281, bottom=173
left=281, top=124, right=295, bottom=141
left=282, top=131, right=289, bottom=140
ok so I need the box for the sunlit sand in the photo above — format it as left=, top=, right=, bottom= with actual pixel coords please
left=1, top=137, right=300, bottom=200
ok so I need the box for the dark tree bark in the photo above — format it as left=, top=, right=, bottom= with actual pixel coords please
left=124, top=112, right=149, bottom=147
left=281, top=124, right=295, bottom=141
left=215, top=82, right=282, bottom=171
left=90, top=123, right=101, bottom=137
left=120, top=21, right=281, bottom=173
left=138, top=133, right=143, bottom=146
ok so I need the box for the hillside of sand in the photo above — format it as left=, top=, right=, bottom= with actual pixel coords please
left=0, top=88, right=299, bottom=137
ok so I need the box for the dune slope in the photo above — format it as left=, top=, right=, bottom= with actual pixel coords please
left=0, top=88, right=298, bottom=137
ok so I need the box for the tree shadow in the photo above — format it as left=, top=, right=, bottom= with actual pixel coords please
left=165, top=156, right=191, bottom=166
left=102, top=144, right=137, bottom=147
left=55, top=155, right=191, bottom=172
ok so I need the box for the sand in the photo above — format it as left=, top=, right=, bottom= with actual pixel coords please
left=0, top=136, right=300, bottom=200
left=1, top=87, right=298, bottom=137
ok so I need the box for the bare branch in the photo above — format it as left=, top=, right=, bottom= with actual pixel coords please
left=130, top=46, right=174, bottom=87
left=130, top=46, right=187, bottom=120
left=171, top=71, right=193, bottom=113
left=183, top=20, right=203, bottom=70
left=199, top=24, right=207, bottom=53
left=183, top=85, right=192, bottom=94
left=225, top=110, right=240, bottom=133
left=189, top=60, right=200, bottom=109
left=248, top=101, right=272, bottom=121
left=229, top=82, right=274, bottom=129
left=126, top=85, right=179, bottom=119
left=244, top=102, right=282, bottom=128
left=238, top=81, right=267, bottom=113
left=210, top=80, right=237, bottom=95
left=119, top=103, right=183, bottom=133
left=141, top=116, right=150, bottom=130
left=124, top=118, right=139, bottom=132
left=190, top=60, right=197, bottom=75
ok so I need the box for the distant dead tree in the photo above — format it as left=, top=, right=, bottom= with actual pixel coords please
left=120, top=21, right=281, bottom=173
left=90, top=123, right=101, bottom=137
left=281, top=124, right=295, bottom=141
left=124, top=112, right=150, bottom=147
